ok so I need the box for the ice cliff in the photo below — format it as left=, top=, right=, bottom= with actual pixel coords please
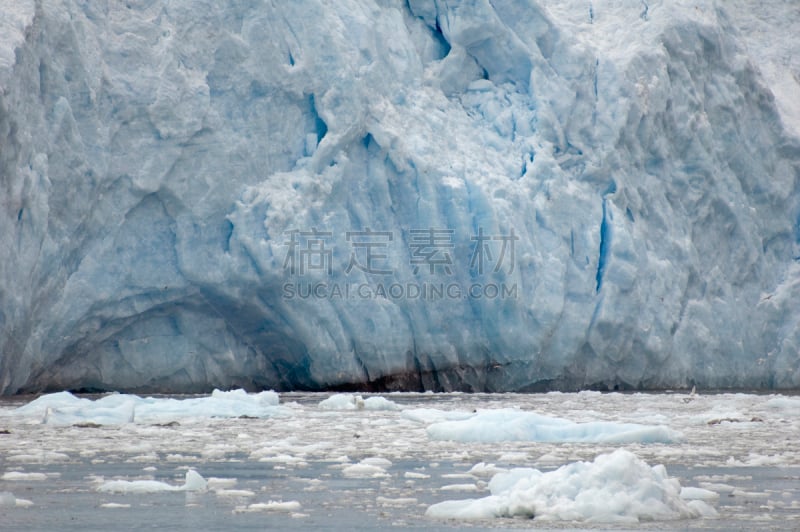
left=1, top=0, right=799, bottom=394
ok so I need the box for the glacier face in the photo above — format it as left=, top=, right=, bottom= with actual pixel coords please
left=0, top=0, right=799, bottom=394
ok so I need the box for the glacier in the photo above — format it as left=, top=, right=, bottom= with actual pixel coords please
left=0, top=0, right=799, bottom=394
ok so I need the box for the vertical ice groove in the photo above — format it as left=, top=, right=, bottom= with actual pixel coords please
left=595, top=197, right=610, bottom=293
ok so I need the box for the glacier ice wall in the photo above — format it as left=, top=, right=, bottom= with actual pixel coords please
left=0, top=0, right=799, bottom=394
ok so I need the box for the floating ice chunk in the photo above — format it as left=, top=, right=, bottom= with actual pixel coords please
left=360, top=457, right=392, bottom=468
left=96, top=478, right=176, bottom=494
left=342, top=460, right=390, bottom=478
left=725, top=453, right=791, bottom=467
left=214, top=489, right=255, bottom=498
left=764, top=397, right=800, bottom=414
left=97, top=470, right=207, bottom=493
left=426, top=449, right=716, bottom=522
left=440, top=483, right=481, bottom=492
left=318, top=394, right=400, bottom=411
left=1, top=472, right=47, bottom=481
left=699, top=482, right=737, bottom=493
left=319, top=394, right=365, bottom=410
left=468, top=463, right=508, bottom=478
left=237, top=500, right=302, bottom=512
left=9, top=390, right=288, bottom=425
left=11, top=391, right=87, bottom=417
left=730, top=489, right=769, bottom=499
left=376, top=496, right=418, bottom=507
left=5, top=451, right=69, bottom=464
left=44, top=400, right=137, bottom=426
left=211, top=388, right=279, bottom=406
left=182, top=470, right=208, bottom=492
left=426, top=409, right=682, bottom=443
left=363, top=397, right=402, bottom=411
left=206, top=477, right=238, bottom=490
left=254, top=454, right=308, bottom=467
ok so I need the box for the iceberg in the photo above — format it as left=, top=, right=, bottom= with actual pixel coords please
left=0, top=0, right=799, bottom=394
left=423, top=408, right=682, bottom=443
left=96, top=470, right=207, bottom=493
left=426, top=449, right=717, bottom=522
left=6, top=389, right=287, bottom=425
left=317, top=393, right=401, bottom=411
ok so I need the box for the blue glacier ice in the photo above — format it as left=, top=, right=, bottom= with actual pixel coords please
left=0, top=0, right=799, bottom=394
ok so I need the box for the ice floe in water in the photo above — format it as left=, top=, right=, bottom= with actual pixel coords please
left=426, top=449, right=717, bottom=522
left=0, top=491, right=33, bottom=508
left=318, top=393, right=400, bottom=411
left=341, top=457, right=393, bottom=478
left=423, top=408, right=682, bottom=443
left=1, top=472, right=48, bottom=481
left=764, top=396, right=800, bottom=415
left=234, top=500, right=302, bottom=513
left=97, top=470, right=207, bottom=493
left=7, top=389, right=286, bottom=425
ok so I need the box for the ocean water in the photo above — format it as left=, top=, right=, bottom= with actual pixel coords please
left=1, top=392, right=798, bottom=530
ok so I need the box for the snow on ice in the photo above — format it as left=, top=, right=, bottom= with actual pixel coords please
left=8, top=388, right=285, bottom=425
left=423, top=407, right=682, bottom=443
left=426, top=449, right=718, bottom=522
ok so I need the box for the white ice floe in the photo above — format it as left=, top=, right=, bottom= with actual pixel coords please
left=425, top=408, right=682, bottom=443
left=214, top=489, right=256, bottom=498
left=468, top=463, right=509, bottom=478
left=0, top=491, right=33, bottom=507
left=206, top=477, right=238, bottom=490
left=764, top=397, right=800, bottom=415
left=318, top=394, right=400, bottom=411
left=360, top=457, right=392, bottom=468
left=440, top=483, right=481, bottom=492
left=341, top=464, right=389, bottom=479
left=5, top=451, right=70, bottom=464
left=249, top=449, right=309, bottom=467
left=8, top=389, right=286, bottom=425
left=427, top=449, right=717, bottom=522
left=725, top=453, right=793, bottom=467
left=97, top=470, right=207, bottom=493
left=342, top=458, right=391, bottom=478
left=235, top=500, right=302, bottom=512
left=1, top=471, right=48, bottom=481
left=376, top=496, right=418, bottom=507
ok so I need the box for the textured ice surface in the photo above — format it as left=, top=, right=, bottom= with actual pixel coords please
left=424, top=408, right=682, bottom=443
left=426, top=449, right=717, bottom=522
left=8, top=388, right=285, bottom=425
left=96, top=470, right=207, bottom=493
left=0, top=0, right=799, bottom=393
left=318, top=393, right=401, bottom=411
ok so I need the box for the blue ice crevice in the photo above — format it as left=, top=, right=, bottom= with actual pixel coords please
left=595, top=197, right=612, bottom=293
